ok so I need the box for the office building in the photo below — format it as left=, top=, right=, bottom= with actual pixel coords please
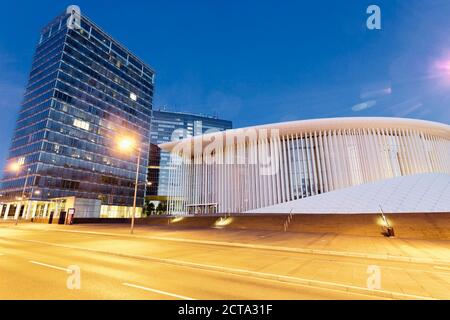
left=0, top=6, right=154, bottom=220
left=146, top=109, right=232, bottom=213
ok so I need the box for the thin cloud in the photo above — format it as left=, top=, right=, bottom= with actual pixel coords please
left=360, top=87, right=392, bottom=100
left=395, top=102, right=423, bottom=118
left=351, top=100, right=377, bottom=112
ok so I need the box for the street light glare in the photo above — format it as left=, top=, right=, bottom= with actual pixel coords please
left=9, top=162, right=21, bottom=172
left=117, top=136, right=136, bottom=152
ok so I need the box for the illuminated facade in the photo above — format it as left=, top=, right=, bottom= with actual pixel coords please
left=147, top=109, right=232, bottom=200
left=0, top=6, right=154, bottom=219
left=160, top=117, right=450, bottom=215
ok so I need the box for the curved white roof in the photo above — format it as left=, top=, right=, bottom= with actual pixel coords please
left=247, top=173, right=450, bottom=214
left=159, top=117, right=450, bottom=151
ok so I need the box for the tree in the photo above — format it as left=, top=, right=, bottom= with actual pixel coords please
left=156, top=201, right=167, bottom=215
left=149, top=202, right=155, bottom=215
left=144, top=201, right=156, bottom=216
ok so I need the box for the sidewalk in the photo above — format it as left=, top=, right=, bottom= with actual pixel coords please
left=10, top=222, right=450, bottom=264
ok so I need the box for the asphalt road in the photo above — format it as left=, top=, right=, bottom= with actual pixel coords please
left=0, top=224, right=448, bottom=300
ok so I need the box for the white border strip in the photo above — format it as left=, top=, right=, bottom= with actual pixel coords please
left=123, top=283, right=195, bottom=300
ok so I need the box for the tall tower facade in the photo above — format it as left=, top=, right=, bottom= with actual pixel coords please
left=0, top=6, right=154, bottom=213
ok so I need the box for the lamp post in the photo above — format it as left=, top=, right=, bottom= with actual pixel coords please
left=117, top=136, right=141, bottom=234
left=130, top=147, right=141, bottom=234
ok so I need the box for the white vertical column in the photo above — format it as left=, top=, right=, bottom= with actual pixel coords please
left=263, top=138, right=272, bottom=206
left=331, top=130, right=343, bottom=189
left=278, top=136, right=286, bottom=203
left=404, top=129, right=418, bottom=174
left=261, top=138, right=269, bottom=207
left=313, top=131, right=324, bottom=194
left=359, top=129, right=371, bottom=183
left=14, top=203, right=21, bottom=220
left=442, top=137, right=450, bottom=173
left=323, top=131, right=334, bottom=191
left=43, top=203, right=48, bottom=218
left=420, top=132, right=433, bottom=172
left=291, top=134, right=300, bottom=200
left=25, top=202, right=32, bottom=219
left=309, top=132, right=318, bottom=195
left=410, top=130, right=424, bottom=173
left=167, top=153, right=173, bottom=215
left=433, top=135, right=445, bottom=172
left=367, top=128, right=381, bottom=180
left=374, top=128, right=387, bottom=178
left=300, top=132, right=309, bottom=197
left=337, top=129, right=350, bottom=188
left=295, top=133, right=305, bottom=198
left=252, top=139, right=260, bottom=209
left=183, top=155, right=189, bottom=214
left=428, top=133, right=438, bottom=172
left=179, top=152, right=186, bottom=213
left=327, top=130, right=338, bottom=191
left=274, top=135, right=282, bottom=205
left=304, top=132, right=313, bottom=196
left=286, top=135, right=294, bottom=201
left=395, top=129, right=409, bottom=176
left=318, top=131, right=329, bottom=193
left=31, top=202, right=37, bottom=219
left=3, top=204, right=10, bottom=220
left=285, top=136, right=292, bottom=201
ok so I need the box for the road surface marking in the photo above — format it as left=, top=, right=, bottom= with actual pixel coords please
left=122, top=283, right=195, bottom=300
left=29, top=260, right=70, bottom=272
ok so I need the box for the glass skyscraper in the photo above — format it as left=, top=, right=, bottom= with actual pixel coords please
left=147, top=109, right=232, bottom=211
left=0, top=6, right=154, bottom=214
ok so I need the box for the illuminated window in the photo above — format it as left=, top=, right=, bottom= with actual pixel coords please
left=73, top=119, right=90, bottom=131
left=130, top=93, right=137, bottom=101
left=17, top=157, right=25, bottom=165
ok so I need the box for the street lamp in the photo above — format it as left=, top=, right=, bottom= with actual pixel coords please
left=116, top=136, right=141, bottom=234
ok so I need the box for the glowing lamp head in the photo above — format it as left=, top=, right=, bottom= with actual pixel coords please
left=117, top=136, right=136, bottom=152
left=9, top=162, right=21, bottom=173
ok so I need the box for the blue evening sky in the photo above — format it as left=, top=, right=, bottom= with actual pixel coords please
left=1, top=0, right=450, bottom=168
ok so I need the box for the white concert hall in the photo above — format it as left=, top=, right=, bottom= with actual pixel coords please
left=160, top=117, right=450, bottom=215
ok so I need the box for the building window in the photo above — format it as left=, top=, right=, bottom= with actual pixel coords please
left=73, top=118, right=90, bottom=131
left=130, top=93, right=137, bottom=101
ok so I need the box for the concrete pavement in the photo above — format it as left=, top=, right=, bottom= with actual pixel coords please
left=0, top=223, right=449, bottom=299
left=16, top=222, right=450, bottom=263
left=0, top=230, right=378, bottom=300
